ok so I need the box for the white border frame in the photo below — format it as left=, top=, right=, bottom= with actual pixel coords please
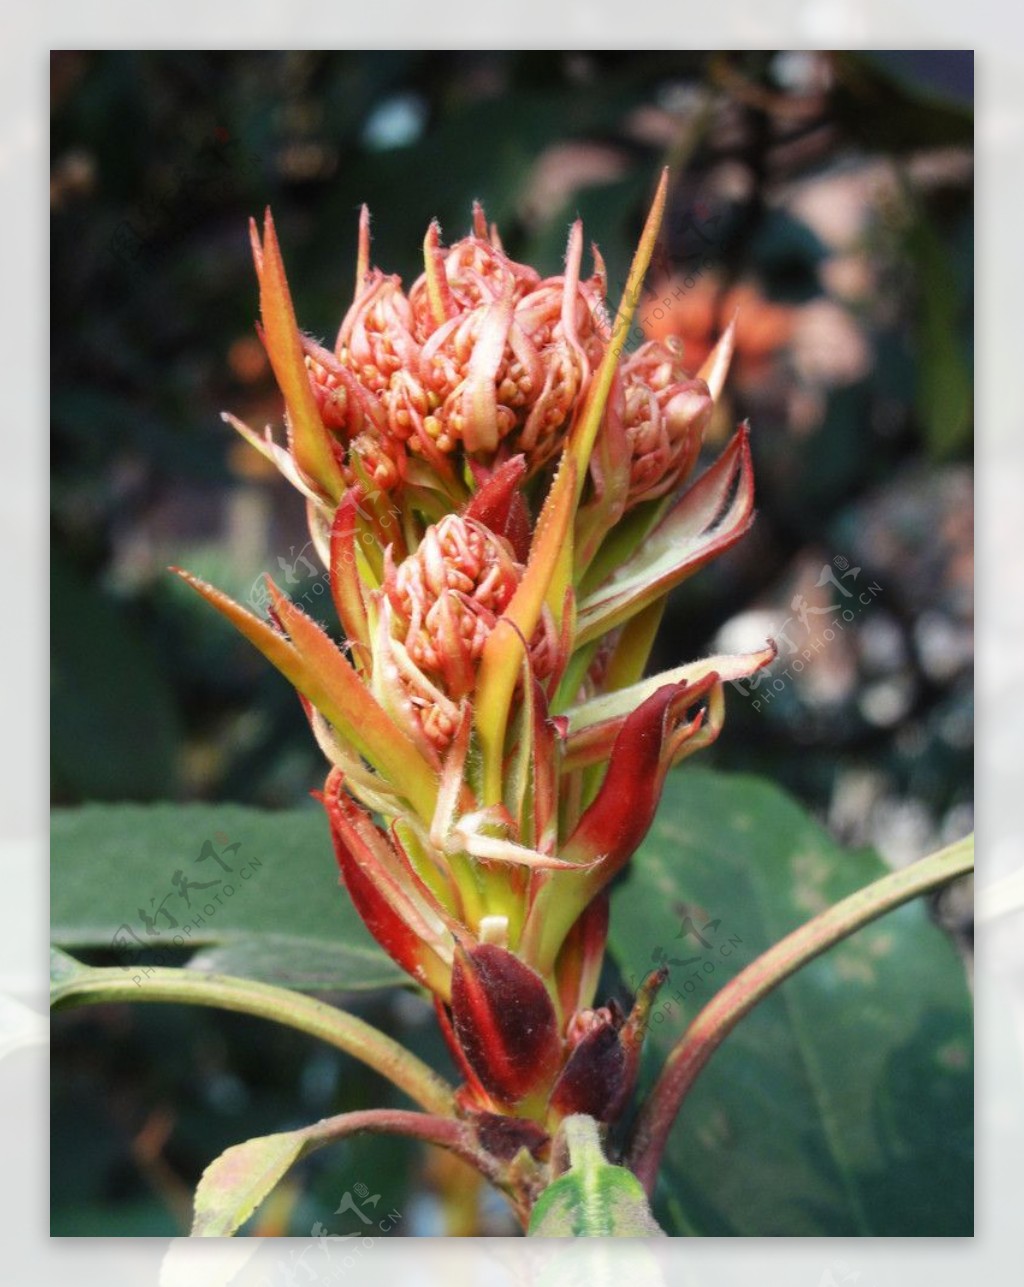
left=11, top=10, right=1018, bottom=1284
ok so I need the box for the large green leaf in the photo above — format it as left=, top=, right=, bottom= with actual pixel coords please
left=608, top=768, right=972, bottom=1236
left=51, top=803, right=406, bottom=993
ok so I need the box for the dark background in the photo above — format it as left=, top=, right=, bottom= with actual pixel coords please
left=50, top=50, right=973, bottom=1235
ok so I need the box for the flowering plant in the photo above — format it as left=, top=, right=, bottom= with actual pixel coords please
left=50, top=169, right=973, bottom=1237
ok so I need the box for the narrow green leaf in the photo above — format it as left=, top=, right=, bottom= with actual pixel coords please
left=50, top=952, right=455, bottom=1116
left=576, top=429, right=753, bottom=648
left=543, top=171, right=671, bottom=622
left=174, top=569, right=439, bottom=824
left=475, top=175, right=672, bottom=807
left=474, top=456, right=577, bottom=805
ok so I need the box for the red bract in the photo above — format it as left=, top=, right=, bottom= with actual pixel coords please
left=449, top=944, right=562, bottom=1111
left=320, top=768, right=454, bottom=997
left=549, top=968, right=666, bottom=1124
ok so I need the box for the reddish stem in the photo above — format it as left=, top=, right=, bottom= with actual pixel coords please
left=304, top=1107, right=506, bottom=1186
left=627, top=837, right=974, bottom=1194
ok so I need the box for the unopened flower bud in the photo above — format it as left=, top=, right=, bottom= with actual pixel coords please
left=381, top=514, right=557, bottom=751
left=548, top=969, right=666, bottom=1123
left=620, top=338, right=713, bottom=506
left=450, top=943, right=562, bottom=1109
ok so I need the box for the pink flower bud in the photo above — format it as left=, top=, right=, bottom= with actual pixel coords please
left=380, top=514, right=557, bottom=751
left=618, top=338, right=714, bottom=506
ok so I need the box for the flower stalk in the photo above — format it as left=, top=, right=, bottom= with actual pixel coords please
left=49, top=949, right=454, bottom=1115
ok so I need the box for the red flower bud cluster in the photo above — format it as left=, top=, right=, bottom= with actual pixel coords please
left=181, top=178, right=775, bottom=1163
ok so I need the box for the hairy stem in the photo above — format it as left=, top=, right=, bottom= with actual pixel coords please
left=301, top=1108, right=503, bottom=1182
left=627, top=834, right=974, bottom=1194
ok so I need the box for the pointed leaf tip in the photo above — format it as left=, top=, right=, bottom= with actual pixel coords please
left=253, top=208, right=346, bottom=501
left=697, top=313, right=737, bottom=403
left=560, top=166, right=670, bottom=509
left=175, top=567, right=437, bottom=824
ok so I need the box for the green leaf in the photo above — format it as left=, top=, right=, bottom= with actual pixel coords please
left=528, top=1116, right=665, bottom=1237
left=51, top=802, right=406, bottom=993
left=608, top=768, right=973, bottom=1236
left=191, top=1128, right=311, bottom=1236
left=191, top=1107, right=479, bottom=1236
left=184, top=935, right=395, bottom=992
